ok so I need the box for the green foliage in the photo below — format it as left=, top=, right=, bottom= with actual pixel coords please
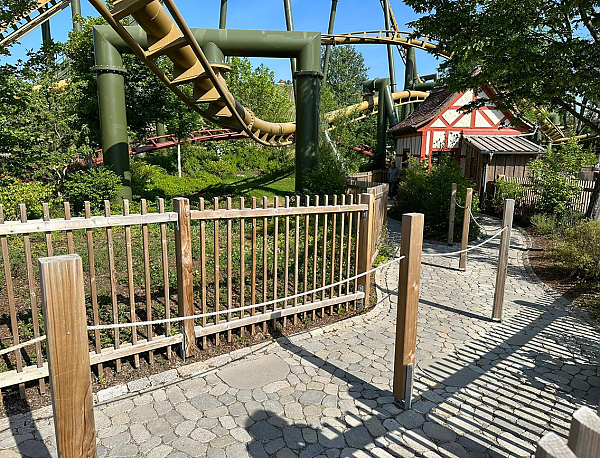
left=529, top=139, right=595, bottom=217
left=530, top=211, right=585, bottom=237
left=390, top=158, right=480, bottom=239
left=0, top=177, right=55, bottom=220
left=302, top=143, right=347, bottom=197
left=404, top=0, right=600, bottom=135
left=62, top=167, right=122, bottom=214
left=493, top=178, right=524, bottom=208
left=554, top=220, right=600, bottom=280
left=322, top=45, right=369, bottom=108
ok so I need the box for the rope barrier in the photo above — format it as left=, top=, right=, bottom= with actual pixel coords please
left=468, top=207, right=489, bottom=235
left=422, top=226, right=505, bottom=257
left=452, top=196, right=466, bottom=209
left=87, top=256, right=405, bottom=332
left=0, top=335, right=46, bottom=357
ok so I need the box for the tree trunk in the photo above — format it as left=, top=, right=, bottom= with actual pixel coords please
left=585, top=177, right=600, bottom=220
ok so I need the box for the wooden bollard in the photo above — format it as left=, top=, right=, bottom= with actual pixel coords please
left=448, top=182, right=457, bottom=245
left=568, top=406, right=600, bottom=457
left=174, top=197, right=197, bottom=358
left=393, top=213, right=424, bottom=406
left=491, top=199, right=514, bottom=321
left=357, top=193, right=375, bottom=304
left=459, top=188, right=473, bottom=270
left=39, top=255, right=97, bottom=458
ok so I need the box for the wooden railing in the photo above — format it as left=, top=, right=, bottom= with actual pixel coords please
left=536, top=403, right=600, bottom=457
left=0, top=193, right=382, bottom=395
left=501, top=176, right=595, bottom=213
left=347, top=169, right=388, bottom=186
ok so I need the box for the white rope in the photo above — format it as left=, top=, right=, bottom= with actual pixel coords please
left=468, top=207, right=489, bottom=235
left=452, top=196, right=466, bottom=209
left=421, top=227, right=505, bottom=257
left=87, top=256, right=405, bottom=332
left=0, top=335, right=46, bottom=357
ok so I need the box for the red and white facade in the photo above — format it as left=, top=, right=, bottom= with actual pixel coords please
left=393, top=87, right=529, bottom=169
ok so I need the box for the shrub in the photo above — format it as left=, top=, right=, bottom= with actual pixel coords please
left=0, top=177, right=55, bottom=220
left=62, top=167, right=122, bottom=214
left=531, top=211, right=584, bottom=236
left=302, top=144, right=347, bottom=197
left=389, top=157, right=480, bottom=240
left=554, top=220, right=600, bottom=280
left=493, top=178, right=524, bottom=208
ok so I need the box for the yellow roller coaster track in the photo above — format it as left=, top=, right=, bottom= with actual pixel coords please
left=0, top=0, right=71, bottom=48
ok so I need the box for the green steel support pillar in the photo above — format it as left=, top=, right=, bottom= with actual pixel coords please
left=41, top=21, right=51, bottom=42
left=71, top=0, right=82, bottom=32
left=156, top=122, right=166, bottom=143
left=401, top=47, right=416, bottom=121
left=383, top=0, right=397, bottom=94
left=219, top=0, right=227, bottom=29
left=93, top=28, right=132, bottom=200
left=322, top=0, right=338, bottom=79
left=294, top=71, right=322, bottom=191
left=376, top=84, right=388, bottom=169
left=283, top=0, right=297, bottom=99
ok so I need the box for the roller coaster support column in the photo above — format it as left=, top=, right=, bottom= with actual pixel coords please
left=322, top=0, right=339, bottom=79
left=383, top=0, right=397, bottom=95
left=71, top=0, right=82, bottom=33
left=294, top=71, right=323, bottom=191
left=401, top=47, right=416, bottom=121
left=93, top=29, right=132, bottom=200
left=42, top=21, right=51, bottom=42
left=156, top=122, right=166, bottom=143
left=283, top=0, right=297, bottom=99
left=219, top=0, right=227, bottom=29
left=364, top=78, right=398, bottom=169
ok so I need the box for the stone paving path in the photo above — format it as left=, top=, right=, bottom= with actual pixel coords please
left=1, top=217, right=599, bottom=458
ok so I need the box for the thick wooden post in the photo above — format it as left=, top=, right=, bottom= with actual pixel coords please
left=393, top=213, right=424, bottom=404
left=174, top=197, right=197, bottom=357
left=459, top=188, right=473, bottom=270
left=448, top=182, right=457, bottom=245
left=567, top=405, right=600, bottom=457
left=357, top=193, right=375, bottom=305
left=38, top=255, right=97, bottom=458
left=492, top=198, right=515, bottom=321
left=536, top=433, right=577, bottom=458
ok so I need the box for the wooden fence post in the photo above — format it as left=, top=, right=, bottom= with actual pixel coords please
left=393, top=213, right=424, bottom=406
left=567, top=406, right=600, bottom=457
left=174, top=197, right=197, bottom=358
left=357, top=193, right=375, bottom=305
left=38, top=254, right=97, bottom=458
left=448, top=182, right=457, bottom=245
left=459, top=188, right=473, bottom=270
left=492, top=198, right=515, bottom=321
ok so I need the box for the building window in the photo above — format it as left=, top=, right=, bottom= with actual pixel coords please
left=431, top=150, right=452, bottom=167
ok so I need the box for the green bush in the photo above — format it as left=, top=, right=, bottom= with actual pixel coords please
left=0, top=177, right=55, bottom=220
left=493, top=178, right=524, bottom=208
left=302, top=144, right=347, bottom=197
left=62, top=167, right=122, bottom=214
left=554, top=220, right=600, bottom=280
left=531, top=211, right=585, bottom=236
left=389, top=157, right=480, bottom=240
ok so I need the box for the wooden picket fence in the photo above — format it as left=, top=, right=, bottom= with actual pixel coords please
left=347, top=169, right=389, bottom=186
left=502, top=176, right=595, bottom=213
left=0, top=191, right=383, bottom=397
left=536, top=403, right=600, bottom=457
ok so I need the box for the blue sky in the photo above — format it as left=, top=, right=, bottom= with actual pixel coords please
left=2, top=0, right=441, bottom=84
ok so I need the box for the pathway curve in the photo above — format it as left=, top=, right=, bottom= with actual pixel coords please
left=0, top=217, right=599, bottom=458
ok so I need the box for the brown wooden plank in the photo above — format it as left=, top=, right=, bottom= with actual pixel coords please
left=19, top=204, right=45, bottom=394
left=199, top=198, right=207, bottom=349
left=353, top=195, right=361, bottom=309
left=1, top=206, right=26, bottom=398
left=346, top=194, right=354, bottom=298
left=459, top=188, right=473, bottom=270
left=312, top=195, right=319, bottom=319
left=262, top=196, right=268, bottom=333
left=338, top=194, right=346, bottom=297
left=273, top=196, right=279, bottom=329
left=158, top=198, right=172, bottom=359
left=283, top=197, right=290, bottom=327
left=38, top=255, right=97, bottom=458
left=239, top=198, right=246, bottom=321
left=393, top=213, right=424, bottom=401
left=64, top=202, right=75, bottom=254
left=293, top=196, right=300, bottom=325
left=123, top=200, right=139, bottom=368
left=536, top=433, right=577, bottom=458
left=567, top=405, right=600, bottom=458
left=321, top=196, right=328, bottom=308
left=84, top=202, right=103, bottom=373
left=329, top=195, right=338, bottom=313
left=43, top=203, right=53, bottom=257
left=173, top=198, right=196, bottom=357
left=141, top=199, right=153, bottom=364
left=226, top=197, right=233, bottom=343
left=251, top=197, right=257, bottom=335
left=188, top=204, right=368, bottom=221
left=303, top=195, right=310, bottom=317
left=214, top=197, right=220, bottom=345
left=104, top=201, right=121, bottom=372
left=448, top=182, right=457, bottom=245
left=357, top=193, right=374, bottom=303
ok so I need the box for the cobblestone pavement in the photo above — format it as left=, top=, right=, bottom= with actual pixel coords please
left=1, top=217, right=599, bottom=458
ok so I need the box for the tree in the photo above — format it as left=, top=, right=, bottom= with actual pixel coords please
left=404, top=0, right=600, bottom=218
left=0, top=0, right=37, bottom=55
left=321, top=45, right=369, bottom=109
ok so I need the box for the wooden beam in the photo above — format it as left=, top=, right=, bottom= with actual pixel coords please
left=567, top=406, right=600, bottom=458
left=39, top=255, right=97, bottom=458
left=357, top=193, right=375, bottom=303
left=459, top=188, right=473, bottom=270
left=189, top=204, right=368, bottom=220
left=492, top=198, right=515, bottom=321
left=393, top=213, right=424, bottom=402
left=536, top=433, right=577, bottom=458
left=173, top=198, right=197, bottom=358
left=448, top=182, right=457, bottom=245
